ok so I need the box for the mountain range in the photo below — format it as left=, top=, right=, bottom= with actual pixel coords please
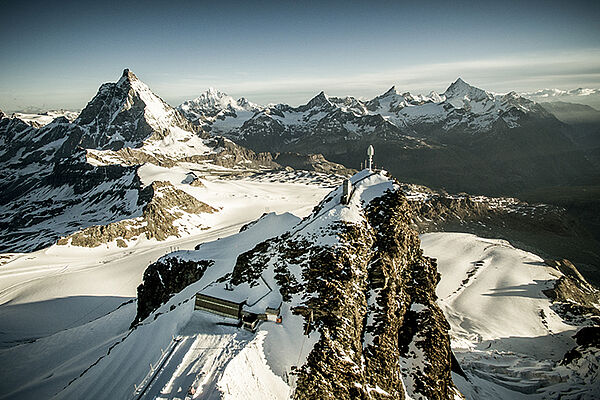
left=0, top=69, right=599, bottom=400
left=176, top=79, right=600, bottom=196
left=0, top=69, right=281, bottom=252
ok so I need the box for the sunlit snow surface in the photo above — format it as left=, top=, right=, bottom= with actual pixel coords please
left=422, top=233, right=598, bottom=399
left=0, top=174, right=596, bottom=399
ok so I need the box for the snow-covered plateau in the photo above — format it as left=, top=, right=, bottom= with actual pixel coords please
left=0, top=172, right=598, bottom=399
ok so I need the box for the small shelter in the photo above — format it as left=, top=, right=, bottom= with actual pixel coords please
left=194, top=293, right=243, bottom=319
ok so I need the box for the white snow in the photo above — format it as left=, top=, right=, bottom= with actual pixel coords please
left=0, top=170, right=332, bottom=400
left=9, top=110, right=79, bottom=127
left=1, top=154, right=596, bottom=400
left=421, top=232, right=595, bottom=399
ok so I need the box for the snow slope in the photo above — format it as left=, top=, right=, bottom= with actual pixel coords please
left=1, top=167, right=597, bottom=399
left=421, top=233, right=598, bottom=399
left=9, top=110, right=79, bottom=127
left=0, top=174, right=332, bottom=400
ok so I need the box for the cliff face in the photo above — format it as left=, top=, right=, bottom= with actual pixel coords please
left=230, top=171, right=460, bottom=399
left=403, top=184, right=600, bottom=286
left=133, top=257, right=214, bottom=326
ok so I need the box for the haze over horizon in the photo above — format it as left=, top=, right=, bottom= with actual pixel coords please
left=1, top=0, right=599, bottom=112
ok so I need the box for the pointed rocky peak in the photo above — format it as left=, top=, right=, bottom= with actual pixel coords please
left=305, top=91, right=332, bottom=109
left=444, top=78, right=493, bottom=105
left=117, top=68, right=139, bottom=87
left=382, top=86, right=401, bottom=97
left=75, top=69, right=192, bottom=150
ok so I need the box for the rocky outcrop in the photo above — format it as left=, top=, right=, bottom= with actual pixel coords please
left=273, top=152, right=356, bottom=176
left=133, top=257, right=214, bottom=326
left=560, top=325, right=600, bottom=393
left=58, top=181, right=217, bottom=247
left=230, top=175, right=459, bottom=399
left=543, top=259, right=600, bottom=318
left=404, top=184, right=600, bottom=286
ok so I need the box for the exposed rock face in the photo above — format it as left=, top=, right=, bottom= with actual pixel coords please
left=403, top=184, right=600, bottom=286
left=58, top=181, right=217, bottom=247
left=0, top=138, right=145, bottom=252
left=76, top=69, right=199, bottom=150
left=543, top=259, right=600, bottom=318
left=273, top=152, right=356, bottom=176
left=0, top=69, right=281, bottom=252
left=133, top=257, right=214, bottom=326
left=230, top=173, right=459, bottom=399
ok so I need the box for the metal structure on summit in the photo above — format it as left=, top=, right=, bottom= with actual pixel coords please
left=367, top=145, right=375, bottom=171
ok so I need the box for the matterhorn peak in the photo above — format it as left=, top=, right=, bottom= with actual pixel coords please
left=75, top=68, right=191, bottom=149
left=116, top=68, right=141, bottom=87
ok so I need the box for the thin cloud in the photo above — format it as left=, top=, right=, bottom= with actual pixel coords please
left=156, top=49, right=600, bottom=106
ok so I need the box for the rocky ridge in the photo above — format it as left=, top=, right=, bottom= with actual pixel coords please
left=134, top=170, right=461, bottom=399
left=401, top=183, right=600, bottom=286
left=57, top=181, right=217, bottom=248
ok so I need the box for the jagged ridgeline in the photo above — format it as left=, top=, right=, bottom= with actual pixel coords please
left=134, top=170, right=461, bottom=399
left=0, top=69, right=279, bottom=252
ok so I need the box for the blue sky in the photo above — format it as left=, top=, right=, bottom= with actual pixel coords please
left=1, top=0, right=599, bottom=111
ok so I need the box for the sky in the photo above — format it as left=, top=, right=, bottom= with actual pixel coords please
left=1, top=0, right=599, bottom=112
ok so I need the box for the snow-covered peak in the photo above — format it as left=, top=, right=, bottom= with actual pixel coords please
left=177, top=89, right=261, bottom=124
left=305, top=91, right=332, bottom=109
left=182, top=88, right=238, bottom=111
left=78, top=68, right=184, bottom=130
left=443, top=78, right=492, bottom=104
left=72, top=69, right=201, bottom=152
left=428, top=91, right=444, bottom=103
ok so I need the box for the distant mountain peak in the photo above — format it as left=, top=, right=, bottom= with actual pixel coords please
left=382, top=86, right=401, bottom=96
left=306, top=91, right=332, bottom=108
left=75, top=69, right=192, bottom=149
left=188, top=88, right=235, bottom=106
left=444, top=78, right=491, bottom=104
left=177, top=88, right=260, bottom=121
